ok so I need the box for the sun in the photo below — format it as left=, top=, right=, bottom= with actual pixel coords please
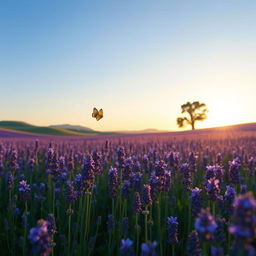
left=200, top=100, right=244, bottom=128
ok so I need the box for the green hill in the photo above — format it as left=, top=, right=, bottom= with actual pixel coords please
left=0, top=121, right=97, bottom=136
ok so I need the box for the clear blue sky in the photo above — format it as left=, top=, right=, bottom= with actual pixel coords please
left=1, top=0, right=256, bottom=131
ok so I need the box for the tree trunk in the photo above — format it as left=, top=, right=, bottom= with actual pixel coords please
left=191, top=122, right=195, bottom=130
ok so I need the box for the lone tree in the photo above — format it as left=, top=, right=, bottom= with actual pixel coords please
left=177, top=101, right=208, bottom=130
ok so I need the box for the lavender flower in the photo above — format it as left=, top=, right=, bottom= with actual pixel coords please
left=166, top=216, right=178, bottom=244
left=67, top=155, right=74, bottom=172
left=211, top=246, right=225, bottom=256
left=81, top=155, right=95, bottom=190
left=6, top=172, right=14, bottom=190
left=240, top=184, right=247, bottom=194
left=168, top=152, right=180, bottom=171
left=223, top=185, right=236, bottom=216
left=122, top=180, right=131, bottom=199
left=46, top=214, right=57, bottom=236
left=131, top=172, right=142, bottom=192
left=229, top=159, right=241, bottom=184
left=229, top=192, right=256, bottom=255
left=108, top=167, right=119, bottom=198
left=123, top=158, right=134, bottom=180
left=46, top=148, right=55, bottom=174
left=92, top=151, right=102, bottom=175
left=190, top=187, right=203, bottom=217
left=189, top=152, right=196, bottom=172
left=141, top=241, right=158, bottom=256
left=149, top=172, right=162, bottom=199
left=0, top=159, right=3, bottom=177
left=248, top=157, right=255, bottom=176
left=120, top=239, right=134, bottom=256
left=155, top=160, right=167, bottom=176
left=9, top=149, right=19, bottom=172
left=214, top=218, right=226, bottom=242
left=28, top=158, right=35, bottom=172
left=65, top=181, right=77, bottom=204
left=195, top=208, right=217, bottom=241
left=180, top=163, right=192, bottom=190
left=205, top=178, right=220, bottom=201
left=206, top=165, right=224, bottom=183
left=133, top=160, right=141, bottom=173
left=116, top=147, right=125, bottom=168
left=28, top=219, right=53, bottom=256
left=74, top=174, right=83, bottom=197
left=133, top=192, right=142, bottom=213
left=216, top=153, right=222, bottom=165
left=55, top=187, right=61, bottom=200
left=142, top=185, right=152, bottom=207
left=205, top=166, right=216, bottom=180
left=187, top=230, right=201, bottom=256
left=142, top=155, right=150, bottom=173
left=19, top=180, right=31, bottom=201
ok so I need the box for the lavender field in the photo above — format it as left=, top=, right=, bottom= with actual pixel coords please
left=0, top=130, right=256, bottom=256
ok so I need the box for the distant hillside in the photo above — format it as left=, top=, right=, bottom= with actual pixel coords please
left=117, top=128, right=168, bottom=134
left=49, top=124, right=97, bottom=134
left=50, top=124, right=95, bottom=132
left=0, top=121, right=98, bottom=136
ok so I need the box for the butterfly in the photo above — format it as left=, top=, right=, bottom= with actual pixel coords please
left=92, top=107, right=103, bottom=121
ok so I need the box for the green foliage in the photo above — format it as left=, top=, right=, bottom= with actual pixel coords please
left=0, top=121, right=116, bottom=136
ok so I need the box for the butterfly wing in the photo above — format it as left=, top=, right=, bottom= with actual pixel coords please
left=92, top=108, right=98, bottom=118
left=96, top=109, right=103, bottom=121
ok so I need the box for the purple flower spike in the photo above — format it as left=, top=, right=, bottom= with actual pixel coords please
left=155, top=160, right=167, bottom=176
left=19, top=180, right=31, bottom=201
left=240, top=184, right=247, bottom=194
left=108, top=167, right=119, bottom=198
left=46, top=214, right=57, bottom=236
left=214, top=218, right=226, bottom=242
left=65, top=181, right=77, bottom=204
left=122, top=180, right=131, bottom=199
left=211, top=246, right=225, bottom=256
left=228, top=159, right=241, bottom=184
left=116, top=147, right=125, bottom=168
left=223, top=185, right=236, bottom=216
left=142, top=184, right=152, bottom=207
left=166, top=216, right=178, bottom=244
left=229, top=192, right=256, bottom=255
left=81, top=155, right=95, bottom=190
left=205, top=178, right=220, bottom=202
left=180, top=163, right=192, bottom=191
left=120, top=239, right=134, bottom=256
left=123, top=158, right=134, bottom=180
left=28, top=219, right=53, bottom=256
left=7, top=172, right=14, bottom=190
left=133, top=192, right=142, bottom=213
left=195, top=208, right=217, bottom=241
left=187, top=230, right=201, bottom=256
left=141, top=241, right=158, bottom=256
left=190, top=187, right=203, bottom=217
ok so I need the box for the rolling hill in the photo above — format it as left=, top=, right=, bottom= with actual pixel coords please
left=0, top=121, right=98, bottom=136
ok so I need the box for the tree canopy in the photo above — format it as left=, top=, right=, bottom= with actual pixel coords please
left=177, top=101, right=208, bottom=130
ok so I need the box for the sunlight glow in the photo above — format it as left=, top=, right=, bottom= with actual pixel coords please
left=200, top=98, right=245, bottom=128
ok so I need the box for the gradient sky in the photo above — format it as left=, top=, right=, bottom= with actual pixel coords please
left=0, top=0, right=255, bottom=131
